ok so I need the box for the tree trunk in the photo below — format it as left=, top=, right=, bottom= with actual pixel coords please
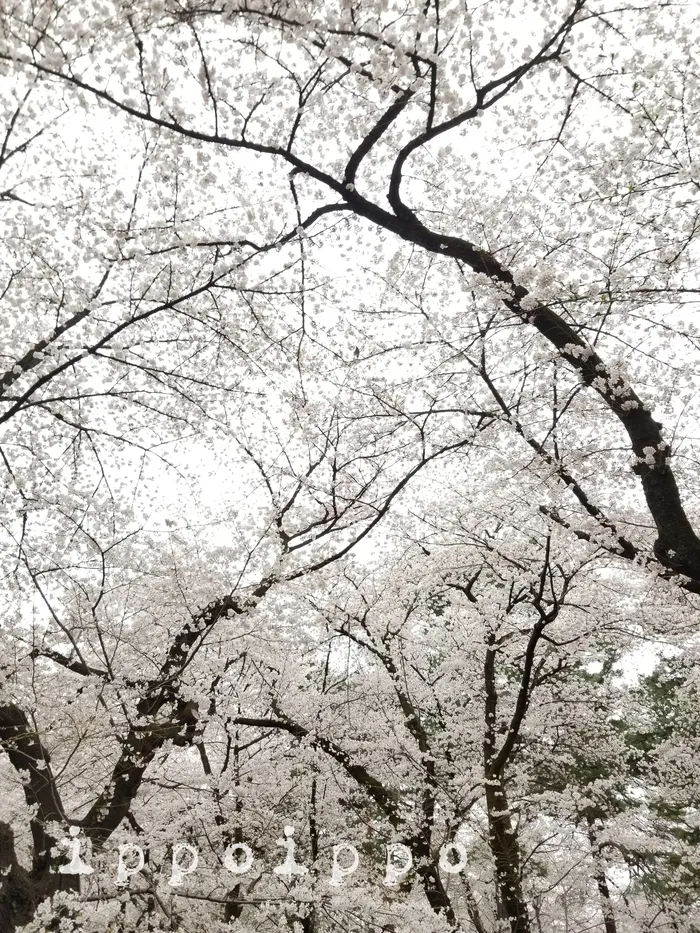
left=482, top=636, right=531, bottom=933
left=483, top=778, right=531, bottom=933
left=0, top=822, right=80, bottom=933
left=586, top=816, right=617, bottom=933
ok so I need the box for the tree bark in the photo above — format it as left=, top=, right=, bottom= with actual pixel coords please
left=483, top=639, right=531, bottom=933
left=0, top=822, right=79, bottom=933
left=483, top=778, right=530, bottom=933
left=586, top=816, right=618, bottom=933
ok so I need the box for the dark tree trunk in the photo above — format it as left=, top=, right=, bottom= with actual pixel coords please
left=483, top=779, right=531, bottom=933
left=0, top=823, right=80, bottom=933
left=586, top=816, right=618, bottom=933
left=483, top=636, right=531, bottom=933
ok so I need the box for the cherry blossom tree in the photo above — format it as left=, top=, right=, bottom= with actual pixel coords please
left=1, top=0, right=699, bottom=931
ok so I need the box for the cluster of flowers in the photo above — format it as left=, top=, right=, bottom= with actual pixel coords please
left=56, top=825, right=469, bottom=887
